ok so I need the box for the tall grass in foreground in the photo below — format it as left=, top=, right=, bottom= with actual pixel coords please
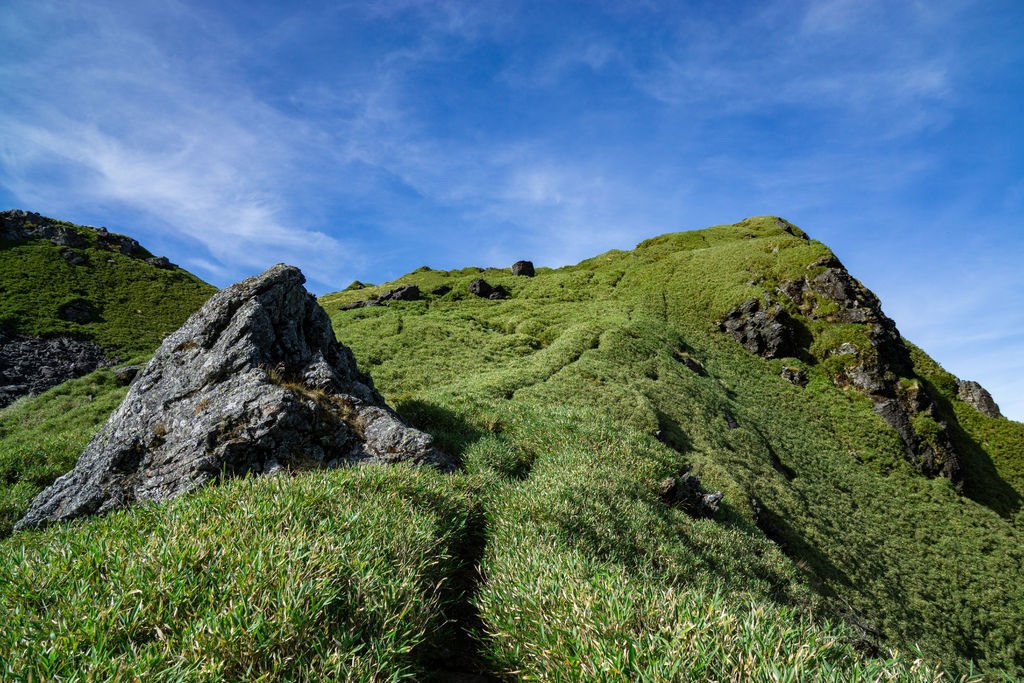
left=479, top=536, right=967, bottom=682
left=0, top=468, right=479, bottom=682
left=0, top=368, right=128, bottom=537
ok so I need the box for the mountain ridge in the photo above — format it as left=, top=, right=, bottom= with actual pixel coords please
left=0, top=213, right=1021, bottom=680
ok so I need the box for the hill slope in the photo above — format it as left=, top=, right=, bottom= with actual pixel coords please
left=0, top=209, right=214, bottom=357
left=0, top=216, right=1021, bottom=680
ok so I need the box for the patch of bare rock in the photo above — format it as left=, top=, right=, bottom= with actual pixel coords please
left=0, top=332, right=111, bottom=408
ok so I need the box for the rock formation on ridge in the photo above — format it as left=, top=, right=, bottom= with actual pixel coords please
left=957, top=380, right=1003, bottom=419
left=16, top=264, right=452, bottom=530
left=721, top=241, right=962, bottom=483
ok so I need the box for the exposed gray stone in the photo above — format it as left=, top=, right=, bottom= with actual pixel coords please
left=145, top=256, right=174, bottom=269
left=16, top=264, right=452, bottom=531
left=1, top=210, right=157, bottom=263
left=339, top=284, right=420, bottom=311
left=1, top=210, right=89, bottom=248
left=0, top=333, right=110, bottom=408
left=957, top=380, right=1003, bottom=419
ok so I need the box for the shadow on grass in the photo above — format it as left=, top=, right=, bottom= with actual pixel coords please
left=394, top=399, right=489, bottom=468
left=922, top=379, right=1022, bottom=518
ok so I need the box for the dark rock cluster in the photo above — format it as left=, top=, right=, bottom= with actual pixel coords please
left=0, top=332, right=110, bottom=408
left=469, top=279, right=509, bottom=300
left=719, top=297, right=799, bottom=360
left=957, top=380, right=1003, bottom=419
left=340, top=284, right=421, bottom=311
left=659, top=469, right=723, bottom=519
left=16, top=264, right=453, bottom=531
left=776, top=257, right=961, bottom=482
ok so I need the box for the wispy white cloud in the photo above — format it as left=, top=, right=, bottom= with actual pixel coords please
left=0, top=0, right=356, bottom=291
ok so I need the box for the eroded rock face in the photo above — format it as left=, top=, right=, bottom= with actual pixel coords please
left=16, top=264, right=452, bottom=530
left=0, top=333, right=111, bottom=408
left=957, top=380, right=1003, bottom=419
left=719, top=298, right=799, bottom=360
left=775, top=258, right=961, bottom=482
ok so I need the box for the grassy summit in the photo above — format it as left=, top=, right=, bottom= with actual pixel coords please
left=0, top=216, right=1020, bottom=680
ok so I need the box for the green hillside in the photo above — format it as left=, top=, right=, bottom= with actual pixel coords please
left=0, top=210, right=214, bottom=356
left=1, top=216, right=1021, bottom=680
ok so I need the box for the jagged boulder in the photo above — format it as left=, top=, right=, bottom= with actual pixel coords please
left=957, top=380, right=1003, bottom=419
left=16, top=265, right=452, bottom=531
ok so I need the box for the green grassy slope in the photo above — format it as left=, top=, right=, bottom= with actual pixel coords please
left=1, top=216, right=1020, bottom=680
left=0, top=213, right=214, bottom=356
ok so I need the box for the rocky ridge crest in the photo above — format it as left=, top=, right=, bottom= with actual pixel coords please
left=722, top=246, right=962, bottom=482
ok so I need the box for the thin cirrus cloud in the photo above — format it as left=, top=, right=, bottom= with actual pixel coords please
left=0, top=1, right=357, bottom=291
left=1, top=0, right=1022, bottom=417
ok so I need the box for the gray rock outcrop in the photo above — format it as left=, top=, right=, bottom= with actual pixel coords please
left=1, top=209, right=175, bottom=268
left=16, top=264, right=452, bottom=530
left=957, top=380, right=1003, bottom=419
left=339, top=284, right=420, bottom=311
left=0, top=332, right=111, bottom=408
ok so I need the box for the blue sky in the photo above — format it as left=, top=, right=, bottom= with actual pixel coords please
left=2, top=0, right=1022, bottom=419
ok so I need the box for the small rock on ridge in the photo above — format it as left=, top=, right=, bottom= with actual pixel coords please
left=511, top=260, right=535, bottom=277
left=957, top=380, right=1003, bottom=419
